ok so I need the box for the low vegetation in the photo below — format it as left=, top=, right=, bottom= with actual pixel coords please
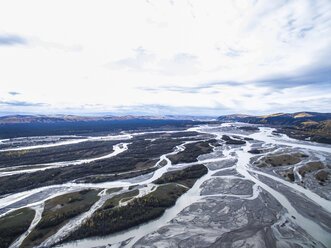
left=153, top=164, right=208, bottom=187
left=238, top=126, right=259, bottom=132
left=277, top=168, right=295, bottom=182
left=60, top=164, right=208, bottom=243
left=76, top=168, right=157, bottom=184
left=101, top=189, right=139, bottom=210
left=315, top=170, right=330, bottom=184
left=64, top=184, right=187, bottom=242
left=22, top=189, right=100, bottom=247
left=0, top=140, right=119, bottom=168
left=248, top=149, right=263, bottom=154
left=298, top=162, right=325, bottom=177
left=0, top=207, right=35, bottom=248
left=282, top=120, right=331, bottom=144
left=222, top=135, right=246, bottom=145
left=254, top=153, right=307, bottom=167
left=106, top=187, right=123, bottom=194
left=168, top=140, right=216, bottom=164
left=0, top=132, right=201, bottom=195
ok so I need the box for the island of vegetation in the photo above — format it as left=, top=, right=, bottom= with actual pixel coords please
left=0, top=132, right=205, bottom=195
left=0, top=207, right=35, bottom=248
left=60, top=164, right=208, bottom=244
left=168, top=140, right=218, bottom=164
left=21, top=189, right=100, bottom=247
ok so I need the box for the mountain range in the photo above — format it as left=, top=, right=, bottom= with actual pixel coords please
left=0, top=114, right=214, bottom=124
left=0, top=112, right=330, bottom=144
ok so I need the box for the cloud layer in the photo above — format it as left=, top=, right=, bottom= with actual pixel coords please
left=0, top=34, right=26, bottom=46
left=0, top=0, right=330, bottom=116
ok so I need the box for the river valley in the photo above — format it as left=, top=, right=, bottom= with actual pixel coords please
left=0, top=123, right=330, bottom=248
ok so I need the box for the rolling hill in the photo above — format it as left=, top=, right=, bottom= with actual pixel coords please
left=218, top=112, right=331, bottom=144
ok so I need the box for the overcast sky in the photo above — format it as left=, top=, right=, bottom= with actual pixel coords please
left=0, top=0, right=330, bottom=116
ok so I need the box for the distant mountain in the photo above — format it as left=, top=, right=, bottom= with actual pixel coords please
left=218, top=112, right=331, bottom=125
left=0, top=114, right=214, bottom=124
left=218, top=112, right=331, bottom=144
left=217, top=114, right=252, bottom=121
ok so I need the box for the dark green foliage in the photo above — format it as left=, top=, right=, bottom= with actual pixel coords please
left=0, top=119, right=204, bottom=139
left=238, top=126, right=259, bottom=131
left=248, top=149, right=262, bottom=154
left=22, top=189, right=100, bottom=247
left=0, top=208, right=35, bottom=248
left=106, top=187, right=123, bottom=194
left=168, top=140, right=214, bottom=164
left=287, top=173, right=295, bottom=182
left=315, top=170, right=329, bottom=183
left=153, top=164, right=208, bottom=187
left=38, top=190, right=100, bottom=229
left=222, top=135, right=246, bottom=145
left=76, top=168, right=157, bottom=184
left=0, top=132, right=199, bottom=196
left=282, top=121, right=331, bottom=144
left=64, top=184, right=187, bottom=242
left=61, top=165, right=208, bottom=243
left=0, top=140, right=118, bottom=168
left=102, top=190, right=139, bottom=210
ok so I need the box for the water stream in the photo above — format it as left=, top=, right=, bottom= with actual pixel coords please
left=1, top=123, right=330, bottom=248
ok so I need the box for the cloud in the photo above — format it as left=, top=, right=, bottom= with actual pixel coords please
left=33, top=39, right=83, bottom=52
left=223, top=48, right=246, bottom=58
left=265, top=97, right=331, bottom=114
left=158, top=53, right=199, bottom=76
left=0, top=100, right=45, bottom=107
left=112, top=50, right=199, bottom=76
left=139, top=81, right=243, bottom=94
left=8, top=91, right=20, bottom=96
left=298, top=26, right=314, bottom=38
left=0, top=34, right=26, bottom=46
left=0, top=0, right=330, bottom=116
left=109, top=104, right=230, bottom=116
left=112, top=47, right=155, bottom=70
left=255, top=62, right=331, bottom=90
